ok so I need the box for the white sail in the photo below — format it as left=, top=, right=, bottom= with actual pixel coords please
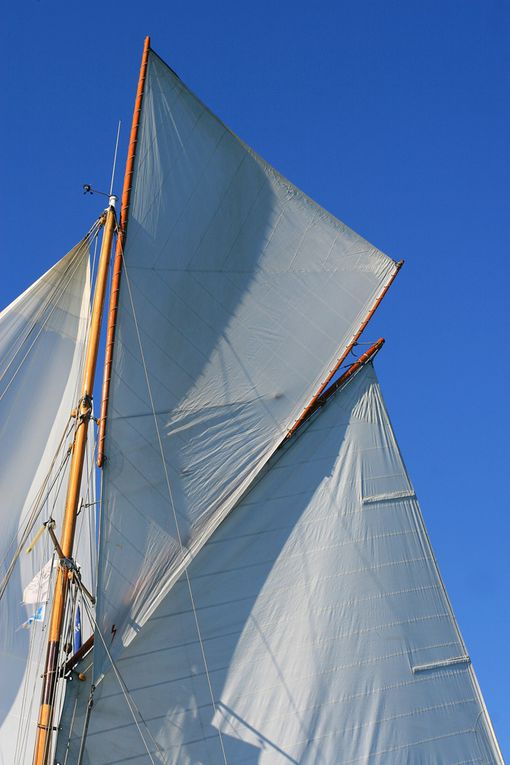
left=0, top=241, right=96, bottom=765
left=56, top=362, right=503, bottom=764
left=96, top=50, right=398, bottom=660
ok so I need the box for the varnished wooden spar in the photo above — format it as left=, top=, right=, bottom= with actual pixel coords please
left=33, top=203, right=117, bottom=765
left=63, top=634, right=94, bottom=675
left=286, top=259, right=403, bottom=438
left=283, top=338, right=385, bottom=438
left=311, top=337, right=384, bottom=414
left=97, top=35, right=150, bottom=468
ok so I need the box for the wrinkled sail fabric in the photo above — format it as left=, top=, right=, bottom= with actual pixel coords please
left=0, top=242, right=96, bottom=765
left=22, top=558, right=56, bottom=604
left=97, top=49, right=398, bottom=660
left=56, top=363, right=503, bottom=764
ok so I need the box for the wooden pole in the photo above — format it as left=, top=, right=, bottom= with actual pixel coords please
left=285, top=338, right=385, bottom=437
left=63, top=633, right=94, bottom=675
left=286, top=260, right=403, bottom=438
left=33, top=202, right=117, bottom=765
left=97, top=35, right=150, bottom=468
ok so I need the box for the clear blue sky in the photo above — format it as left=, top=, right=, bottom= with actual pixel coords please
left=1, top=0, right=509, bottom=757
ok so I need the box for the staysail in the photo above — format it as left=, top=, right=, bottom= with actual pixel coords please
left=56, top=362, right=503, bottom=764
left=0, top=240, right=97, bottom=765
left=95, top=49, right=399, bottom=661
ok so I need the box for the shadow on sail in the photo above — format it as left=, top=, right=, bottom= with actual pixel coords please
left=55, top=364, right=502, bottom=764
left=95, top=49, right=398, bottom=669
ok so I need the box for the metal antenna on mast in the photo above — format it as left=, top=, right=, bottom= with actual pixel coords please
left=109, top=120, right=122, bottom=197
left=82, top=122, right=121, bottom=207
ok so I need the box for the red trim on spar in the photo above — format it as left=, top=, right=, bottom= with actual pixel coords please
left=286, top=260, right=403, bottom=439
left=97, top=36, right=151, bottom=468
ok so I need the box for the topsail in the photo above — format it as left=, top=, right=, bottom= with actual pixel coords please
left=96, top=50, right=399, bottom=662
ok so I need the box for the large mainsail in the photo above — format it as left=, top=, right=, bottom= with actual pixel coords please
left=56, top=362, right=503, bottom=764
left=96, top=49, right=399, bottom=660
left=0, top=240, right=97, bottom=764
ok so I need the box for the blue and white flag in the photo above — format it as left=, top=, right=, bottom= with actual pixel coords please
left=21, top=604, right=45, bottom=629
left=73, top=604, right=82, bottom=653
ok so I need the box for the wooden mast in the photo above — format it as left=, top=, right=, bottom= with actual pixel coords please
left=33, top=201, right=117, bottom=765
left=97, top=35, right=150, bottom=468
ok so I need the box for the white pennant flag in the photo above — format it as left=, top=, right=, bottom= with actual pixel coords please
left=23, top=558, right=56, bottom=605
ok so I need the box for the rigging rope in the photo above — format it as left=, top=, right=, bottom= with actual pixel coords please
left=0, top=218, right=102, bottom=401
left=77, top=584, right=163, bottom=765
left=0, top=240, right=86, bottom=387
left=8, top=427, right=97, bottom=764
left=3, top=217, right=100, bottom=763
left=45, top=574, right=76, bottom=765
left=89, top=225, right=100, bottom=290
left=76, top=683, right=96, bottom=765
left=14, top=549, right=56, bottom=764
left=121, top=250, right=230, bottom=765
left=9, top=338, right=92, bottom=762
left=0, top=418, right=74, bottom=601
